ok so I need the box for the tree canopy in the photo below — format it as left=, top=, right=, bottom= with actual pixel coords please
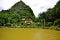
left=0, top=1, right=35, bottom=26
left=39, top=0, right=60, bottom=28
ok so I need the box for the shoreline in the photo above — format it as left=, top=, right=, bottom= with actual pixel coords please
left=0, top=26, right=60, bottom=31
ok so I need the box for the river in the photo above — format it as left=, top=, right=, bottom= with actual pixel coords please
left=0, top=28, right=60, bottom=40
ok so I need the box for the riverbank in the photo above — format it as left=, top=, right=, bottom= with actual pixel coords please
left=0, top=26, right=60, bottom=31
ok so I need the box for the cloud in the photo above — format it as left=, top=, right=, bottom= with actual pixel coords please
left=0, top=0, right=59, bottom=17
left=1, top=0, right=20, bottom=10
left=0, top=0, right=3, bottom=11
left=22, top=0, right=59, bottom=17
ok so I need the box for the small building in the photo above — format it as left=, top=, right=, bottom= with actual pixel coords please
left=22, top=18, right=33, bottom=24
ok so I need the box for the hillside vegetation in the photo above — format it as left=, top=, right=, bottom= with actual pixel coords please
left=0, top=1, right=60, bottom=29
left=0, top=1, right=36, bottom=27
left=39, top=0, right=60, bottom=29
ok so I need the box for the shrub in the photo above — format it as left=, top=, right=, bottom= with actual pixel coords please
left=54, top=19, right=60, bottom=28
left=46, top=22, right=53, bottom=27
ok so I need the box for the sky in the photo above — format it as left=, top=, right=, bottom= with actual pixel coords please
left=0, top=0, right=59, bottom=17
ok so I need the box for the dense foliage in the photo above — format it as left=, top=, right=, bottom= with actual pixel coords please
left=0, top=0, right=60, bottom=29
left=39, top=0, right=60, bottom=28
left=0, top=1, right=36, bottom=27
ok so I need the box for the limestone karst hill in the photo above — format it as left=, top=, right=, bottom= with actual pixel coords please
left=0, top=1, right=35, bottom=26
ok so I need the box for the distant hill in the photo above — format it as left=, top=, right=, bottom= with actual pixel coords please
left=0, top=1, right=35, bottom=26
left=39, top=0, right=60, bottom=27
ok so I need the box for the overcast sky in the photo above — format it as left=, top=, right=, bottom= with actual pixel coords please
left=0, top=0, right=59, bottom=17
